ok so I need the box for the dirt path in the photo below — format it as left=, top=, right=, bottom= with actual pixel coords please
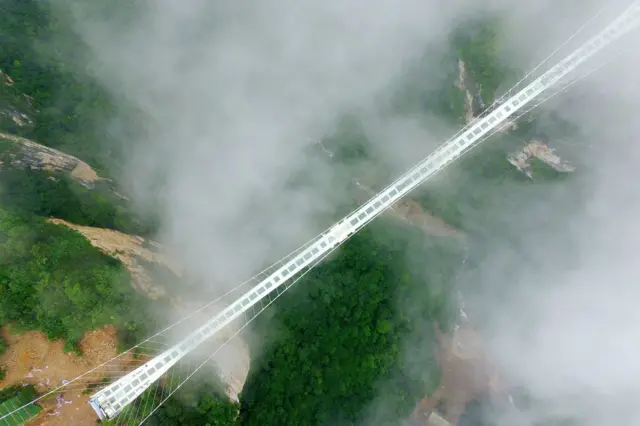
left=0, top=325, right=134, bottom=426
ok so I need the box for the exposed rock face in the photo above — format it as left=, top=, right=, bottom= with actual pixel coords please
left=412, top=324, right=503, bottom=426
left=210, top=332, right=251, bottom=403
left=425, top=411, right=452, bottom=426
left=413, top=410, right=452, bottom=426
left=0, top=70, right=102, bottom=189
left=457, top=62, right=576, bottom=182
left=455, top=59, right=475, bottom=126
left=507, top=140, right=575, bottom=179
left=0, top=132, right=101, bottom=188
left=456, top=58, right=516, bottom=133
left=0, top=68, right=14, bottom=87
left=48, top=218, right=175, bottom=299
left=1, top=108, right=32, bottom=128
left=0, top=68, right=36, bottom=132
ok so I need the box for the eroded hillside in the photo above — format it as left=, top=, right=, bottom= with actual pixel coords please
left=47, top=219, right=250, bottom=403
left=48, top=218, right=175, bottom=299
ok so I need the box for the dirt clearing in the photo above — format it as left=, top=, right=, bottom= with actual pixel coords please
left=0, top=325, right=135, bottom=426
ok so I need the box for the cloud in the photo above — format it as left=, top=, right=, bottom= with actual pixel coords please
left=463, top=3, right=640, bottom=424
left=62, top=0, right=477, bottom=292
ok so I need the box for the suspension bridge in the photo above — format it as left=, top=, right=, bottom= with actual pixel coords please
left=1, top=2, right=639, bottom=425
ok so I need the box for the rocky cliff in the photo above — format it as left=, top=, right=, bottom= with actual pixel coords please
left=0, top=132, right=103, bottom=188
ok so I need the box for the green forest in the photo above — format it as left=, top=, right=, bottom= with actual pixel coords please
left=0, top=0, right=581, bottom=425
left=239, top=223, right=461, bottom=426
left=0, top=208, right=151, bottom=352
left=0, top=0, right=123, bottom=173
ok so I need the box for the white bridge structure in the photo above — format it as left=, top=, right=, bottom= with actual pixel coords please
left=87, top=2, right=640, bottom=421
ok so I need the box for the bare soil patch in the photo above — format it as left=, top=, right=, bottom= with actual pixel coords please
left=0, top=325, right=128, bottom=426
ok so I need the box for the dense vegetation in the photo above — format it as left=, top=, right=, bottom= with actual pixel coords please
left=111, top=371, right=239, bottom=426
left=0, top=0, right=124, bottom=173
left=0, top=0, right=160, bottom=235
left=0, top=166, right=156, bottom=236
left=0, top=208, right=151, bottom=352
left=240, top=221, right=462, bottom=425
left=455, top=17, right=515, bottom=105
left=145, top=390, right=238, bottom=426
